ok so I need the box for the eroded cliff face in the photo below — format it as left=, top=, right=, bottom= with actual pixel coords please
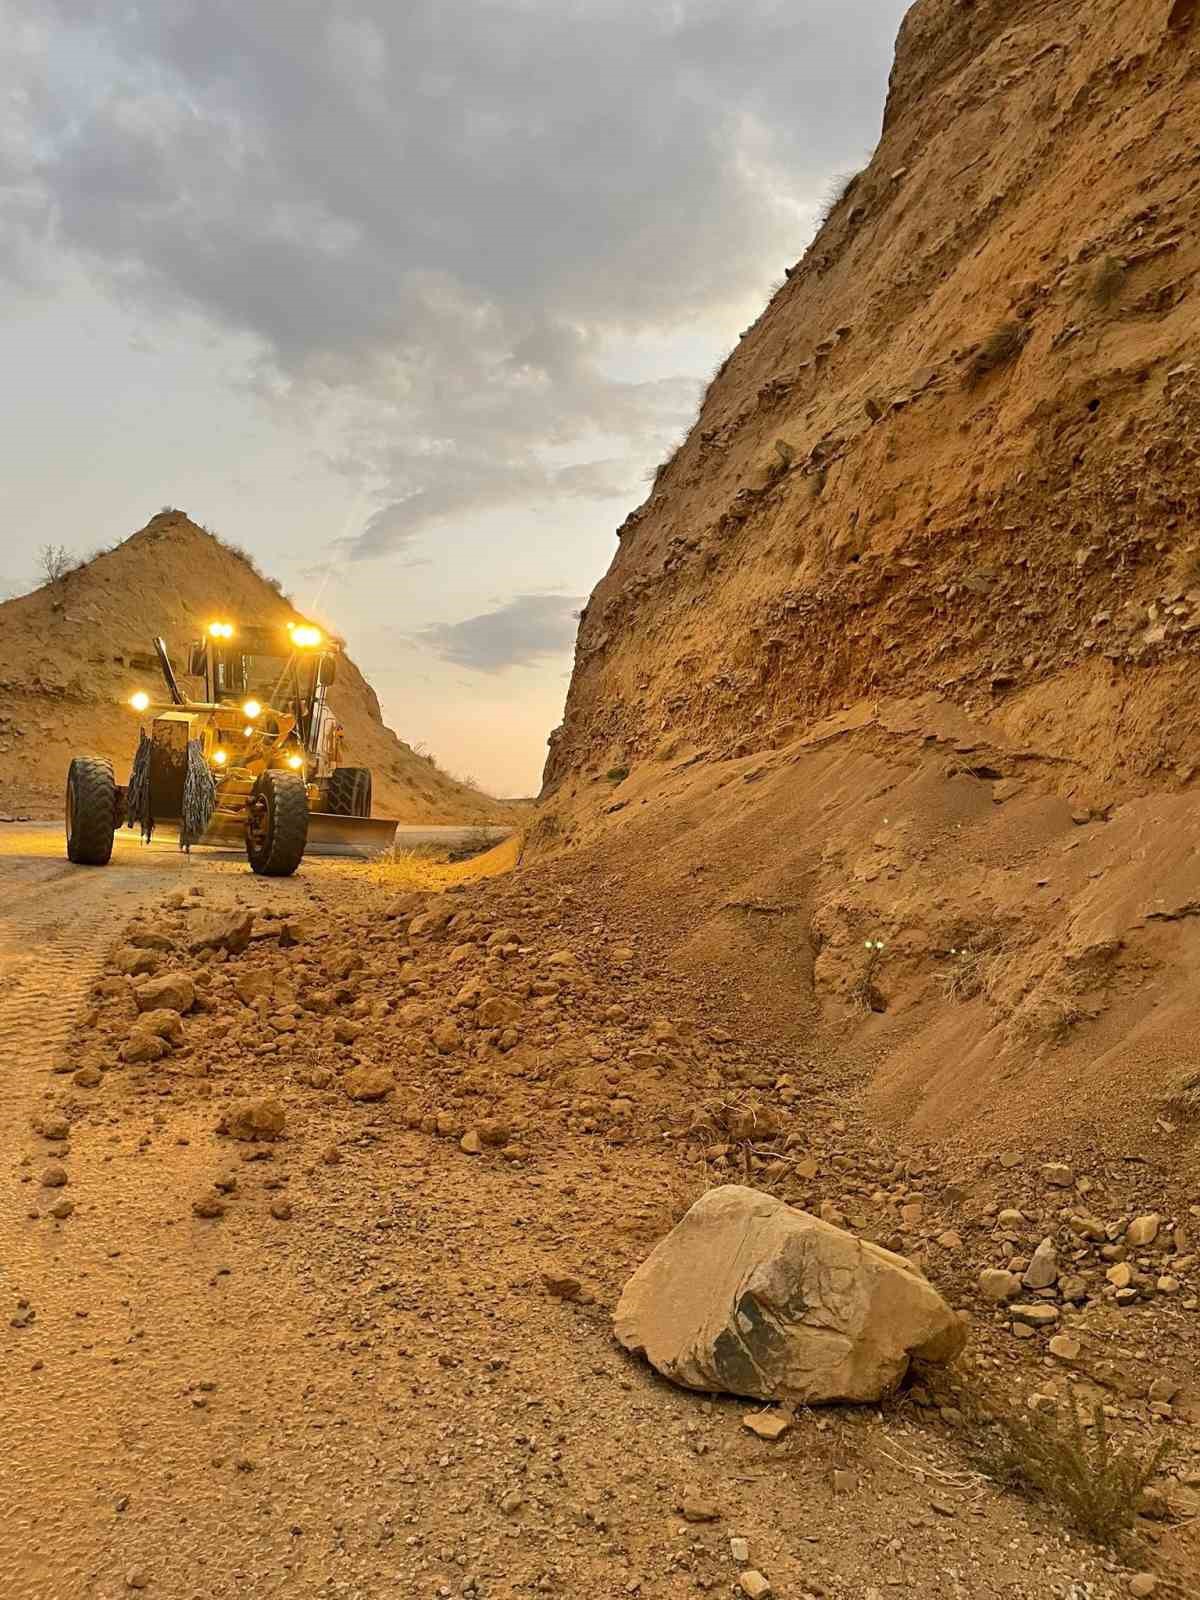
left=549, top=0, right=1200, bottom=809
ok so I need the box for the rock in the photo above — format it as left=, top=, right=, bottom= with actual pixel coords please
left=742, top=1411, right=792, bottom=1442
left=477, top=1119, right=510, bottom=1148
left=614, top=1186, right=966, bottom=1404
left=126, top=1570, right=150, bottom=1591
left=1115, top=1287, right=1141, bottom=1307
left=432, top=1021, right=461, bottom=1053
left=48, top=1196, right=74, bottom=1220
left=320, top=1144, right=342, bottom=1166
left=978, top=1269, right=1021, bottom=1303
left=1107, top=1263, right=1135, bottom=1289
left=460, top=1130, right=482, bottom=1155
left=235, top=971, right=273, bottom=1006
left=343, top=1067, right=392, bottom=1102
left=41, top=1164, right=68, bottom=1188
left=1128, top=1575, right=1158, bottom=1597
left=120, top=1032, right=168, bottom=1065
left=218, top=1098, right=286, bottom=1142
left=1126, top=1215, right=1160, bottom=1248
left=677, top=1496, right=720, bottom=1524
left=134, top=972, right=196, bottom=1014
left=333, top=1019, right=363, bottom=1044
left=729, top=1537, right=750, bottom=1563
left=1023, top=1238, right=1060, bottom=1290
left=542, top=1268, right=583, bottom=1302
left=33, top=1113, right=70, bottom=1141
left=1041, top=1163, right=1075, bottom=1188
left=498, top=1489, right=524, bottom=1516
left=299, top=1066, right=334, bottom=1090
left=269, top=1199, right=293, bottom=1221
left=739, top=1573, right=772, bottom=1599
left=477, top=996, right=522, bottom=1028
left=1049, top=1334, right=1081, bottom=1361
left=192, top=1192, right=226, bottom=1219
left=116, top=948, right=159, bottom=977
left=1059, top=1274, right=1089, bottom=1304
left=138, top=1008, right=185, bottom=1043
left=189, top=911, right=254, bottom=956
left=1010, top=1304, right=1059, bottom=1328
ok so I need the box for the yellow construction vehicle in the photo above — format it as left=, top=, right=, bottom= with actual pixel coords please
left=65, top=617, right=397, bottom=874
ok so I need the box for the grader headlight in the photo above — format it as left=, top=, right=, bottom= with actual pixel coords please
left=212, top=748, right=228, bottom=767
left=129, top=690, right=150, bottom=713
left=208, top=621, right=234, bottom=639
left=287, top=753, right=304, bottom=770
left=242, top=699, right=262, bottom=720
left=290, top=624, right=322, bottom=649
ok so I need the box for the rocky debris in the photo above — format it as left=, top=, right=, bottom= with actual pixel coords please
left=188, top=910, right=254, bottom=956
left=739, top=1572, right=772, bottom=1598
left=979, top=1268, right=1021, bottom=1302
left=192, top=1191, right=226, bottom=1219
left=742, top=1410, right=792, bottom=1442
left=269, top=1199, right=293, bottom=1221
left=1023, top=1237, right=1060, bottom=1290
left=343, top=1067, right=392, bottom=1102
left=541, top=1268, right=583, bottom=1302
left=48, top=1197, right=74, bottom=1220
left=32, top=1113, right=69, bottom=1141
left=677, top=1495, right=720, bottom=1524
left=137, top=1008, right=185, bottom=1043
left=1127, top=1214, right=1160, bottom=1248
left=459, top=1129, right=482, bottom=1155
left=72, top=1064, right=102, bottom=1088
left=120, top=1031, right=168, bottom=1065
left=217, top=1098, right=286, bottom=1142
left=40, top=1164, right=68, bottom=1188
left=615, top=1186, right=966, bottom=1403
left=134, top=972, right=195, bottom=1014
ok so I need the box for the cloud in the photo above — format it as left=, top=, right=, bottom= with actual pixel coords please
left=414, top=592, right=585, bottom=673
left=4, top=0, right=910, bottom=551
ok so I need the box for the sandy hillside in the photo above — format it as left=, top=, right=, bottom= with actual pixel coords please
left=537, top=0, right=1200, bottom=1158
left=0, top=510, right=508, bottom=823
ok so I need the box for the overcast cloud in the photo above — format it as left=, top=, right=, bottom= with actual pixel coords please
left=415, top=592, right=586, bottom=673
left=0, top=0, right=910, bottom=790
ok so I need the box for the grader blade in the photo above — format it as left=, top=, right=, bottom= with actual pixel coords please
left=305, top=813, right=398, bottom=859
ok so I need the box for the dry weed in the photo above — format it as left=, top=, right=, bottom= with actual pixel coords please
left=965, top=322, right=1026, bottom=387
left=966, top=1389, right=1167, bottom=1546
left=369, top=846, right=455, bottom=894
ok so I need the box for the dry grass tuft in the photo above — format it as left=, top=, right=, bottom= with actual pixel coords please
left=965, top=322, right=1026, bottom=387
left=1168, top=541, right=1200, bottom=592
left=967, top=1389, right=1167, bottom=1547
left=1092, top=254, right=1126, bottom=307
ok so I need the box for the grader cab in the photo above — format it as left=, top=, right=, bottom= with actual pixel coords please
left=65, top=617, right=397, bottom=875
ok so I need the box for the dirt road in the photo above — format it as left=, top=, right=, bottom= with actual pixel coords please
left=0, top=825, right=1141, bottom=1600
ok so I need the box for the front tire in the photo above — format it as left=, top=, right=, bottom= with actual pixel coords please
left=326, top=766, right=373, bottom=818
left=66, top=757, right=117, bottom=866
left=245, top=770, right=309, bottom=877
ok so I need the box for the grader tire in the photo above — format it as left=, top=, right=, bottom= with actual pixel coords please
left=66, top=757, right=117, bottom=866
left=245, top=770, right=309, bottom=877
left=326, top=766, right=373, bottom=818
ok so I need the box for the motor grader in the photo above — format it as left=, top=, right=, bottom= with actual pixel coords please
left=65, top=617, right=397, bottom=875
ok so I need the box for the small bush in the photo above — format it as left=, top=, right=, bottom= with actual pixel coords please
left=38, top=544, right=72, bottom=586
left=1092, top=254, right=1126, bottom=308
left=816, top=170, right=862, bottom=227
left=965, top=322, right=1026, bottom=387
left=852, top=939, right=887, bottom=1012
left=968, top=1390, right=1167, bottom=1547
left=606, top=765, right=629, bottom=783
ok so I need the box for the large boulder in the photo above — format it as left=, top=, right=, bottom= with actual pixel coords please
left=614, top=1186, right=966, bottom=1405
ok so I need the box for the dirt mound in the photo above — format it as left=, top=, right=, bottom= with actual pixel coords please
left=0, top=510, right=505, bottom=822
left=537, top=0, right=1200, bottom=1158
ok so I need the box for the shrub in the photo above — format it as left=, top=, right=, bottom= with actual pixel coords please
left=969, top=1391, right=1168, bottom=1545
left=606, top=765, right=630, bottom=783
left=965, top=322, right=1026, bottom=387
left=38, top=544, right=72, bottom=586
left=816, top=170, right=862, bottom=227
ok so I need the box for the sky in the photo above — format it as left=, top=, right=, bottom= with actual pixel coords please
left=1, top=0, right=911, bottom=797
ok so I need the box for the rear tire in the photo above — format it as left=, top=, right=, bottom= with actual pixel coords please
left=66, top=757, right=117, bottom=866
left=326, top=766, right=373, bottom=818
left=245, top=770, right=309, bottom=877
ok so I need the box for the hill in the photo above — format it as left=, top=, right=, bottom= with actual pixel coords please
left=537, top=0, right=1200, bottom=1163
left=0, top=510, right=506, bottom=823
